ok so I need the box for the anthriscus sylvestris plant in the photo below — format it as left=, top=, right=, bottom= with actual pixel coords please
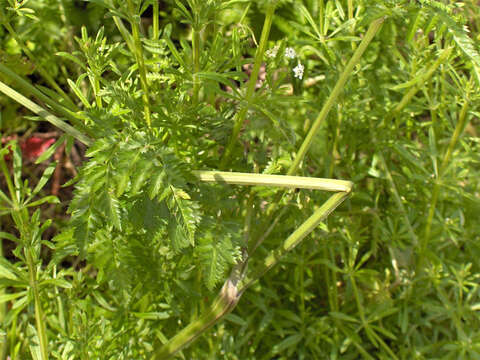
left=0, top=0, right=479, bottom=359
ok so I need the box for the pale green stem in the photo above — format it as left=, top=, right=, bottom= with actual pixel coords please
left=153, top=277, right=240, bottom=359
left=319, top=0, right=325, bottom=36
left=53, top=266, right=66, bottom=332
left=328, top=104, right=342, bottom=177
left=0, top=80, right=92, bottom=146
left=93, top=77, right=102, bottom=108
left=288, top=17, right=384, bottom=175
left=26, top=248, right=49, bottom=360
left=153, top=1, right=159, bottom=41
left=126, top=0, right=152, bottom=127
left=192, top=28, right=201, bottom=104
left=347, top=0, right=354, bottom=20
left=10, top=317, right=17, bottom=360
left=193, top=170, right=352, bottom=192
left=113, top=16, right=136, bottom=53
left=220, top=3, right=276, bottom=168
left=3, top=22, right=77, bottom=111
left=350, top=273, right=366, bottom=324
left=0, top=63, right=83, bottom=128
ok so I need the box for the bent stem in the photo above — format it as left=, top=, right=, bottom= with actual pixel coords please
left=220, top=3, right=276, bottom=168
left=153, top=171, right=352, bottom=359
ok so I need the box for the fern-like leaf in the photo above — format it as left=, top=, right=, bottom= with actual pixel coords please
left=196, top=233, right=241, bottom=290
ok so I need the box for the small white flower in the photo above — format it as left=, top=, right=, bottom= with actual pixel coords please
left=266, top=45, right=279, bottom=58
left=293, top=63, right=304, bottom=79
left=285, top=47, right=296, bottom=59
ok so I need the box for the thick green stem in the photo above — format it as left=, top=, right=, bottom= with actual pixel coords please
left=220, top=3, right=276, bottom=168
left=126, top=0, right=152, bottom=127
left=25, top=248, right=48, bottom=360
left=153, top=0, right=159, bottom=41
left=3, top=22, right=77, bottom=111
left=153, top=278, right=240, bottom=359
left=193, top=170, right=352, bottom=192
left=93, top=77, right=102, bottom=108
left=288, top=17, right=384, bottom=175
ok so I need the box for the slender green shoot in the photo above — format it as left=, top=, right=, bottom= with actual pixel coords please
left=126, top=0, right=152, bottom=127
left=192, top=27, right=201, bottom=104
left=0, top=63, right=83, bottom=128
left=153, top=1, right=160, bottom=41
left=113, top=16, right=135, bottom=53
left=0, top=80, right=92, bottom=146
left=419, top=93, right=470, bottom=268
left=288, top=16, right=384, bottom=175
left=25, top=248, right=49, bottom=360
left=388, top=47, right=453, bottom=119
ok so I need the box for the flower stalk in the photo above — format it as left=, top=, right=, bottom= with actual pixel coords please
left=220, top=3, right=276, bottom=168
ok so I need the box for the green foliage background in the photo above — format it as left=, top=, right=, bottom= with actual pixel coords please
left=0, top=0, right=479, bottom=359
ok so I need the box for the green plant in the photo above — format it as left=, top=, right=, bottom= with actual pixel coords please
left=0, top=0, right=479, bottom=359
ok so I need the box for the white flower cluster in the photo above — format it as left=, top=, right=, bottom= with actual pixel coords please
left=285, top=47, right=296, bottom=59
left=266, top=45, right=304, bottom=80
left=266, top=45, right=279, bottom=58
left=293, top=63, right=304, bottom=80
